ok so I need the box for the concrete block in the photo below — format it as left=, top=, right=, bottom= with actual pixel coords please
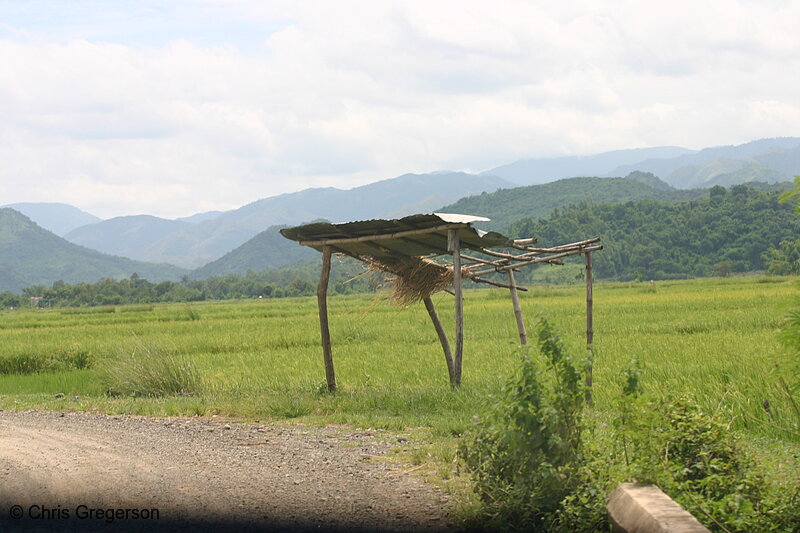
left=607, top=483, right=710, bottom=533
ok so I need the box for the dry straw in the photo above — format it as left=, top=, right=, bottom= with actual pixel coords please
left=364, top=256, right=471, bottom=304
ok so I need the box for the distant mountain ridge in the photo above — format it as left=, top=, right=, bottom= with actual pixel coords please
left=64, top=215, right=192, bottom=264
left=483, top=146, right=693, bottom=185
left=0, top=208, right=186, bottom=293
left=607, top=138, right=800, bottom=188
left=2, top=202, right=101, bottom=236
left=61, top=171, right=514, bottom=269
left=486, top=138, right=800, bottom=188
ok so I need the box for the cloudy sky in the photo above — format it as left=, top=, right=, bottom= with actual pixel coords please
left=2, top=0, right=799, bottom=219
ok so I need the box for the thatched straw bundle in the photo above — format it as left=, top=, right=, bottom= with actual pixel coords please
left=365, top=256, right=467, bottom=304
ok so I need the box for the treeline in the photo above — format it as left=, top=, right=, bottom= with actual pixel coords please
left=1, top=256, right=376, bottom=308
left=510, top=184, right=800, bottom=280
left=440, top=172, right=709, bottom=232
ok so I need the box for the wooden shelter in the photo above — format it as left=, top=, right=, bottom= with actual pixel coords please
left=280, top=213, right=601, bottom=391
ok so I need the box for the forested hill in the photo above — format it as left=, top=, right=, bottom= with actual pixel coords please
left=0, top=208, right=186, bottom=293
left=191, top=224, right=316, bottom=279
left=508, top=185, right=800, bottom=281
left=439, top=172, right=708, bottom=232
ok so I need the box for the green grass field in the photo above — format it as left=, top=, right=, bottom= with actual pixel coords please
left=2, top=276, right=799, bottom=487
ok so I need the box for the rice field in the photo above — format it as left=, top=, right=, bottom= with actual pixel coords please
left=0, top=276, right=798, bottom=446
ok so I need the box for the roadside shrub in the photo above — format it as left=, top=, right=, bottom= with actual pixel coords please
left=101, top=339, right=202, bottom=397
left=459, top=321, right=800, bottom=532
left=459, top=317, right=595, bottom=531
left=617, top=395, right=799, bottom=532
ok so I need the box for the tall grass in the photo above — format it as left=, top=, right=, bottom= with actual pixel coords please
left=100, top=338, right=202, bottom=397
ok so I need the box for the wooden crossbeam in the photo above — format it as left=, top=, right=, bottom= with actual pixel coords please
left=299, top=223, right=468, bottom=246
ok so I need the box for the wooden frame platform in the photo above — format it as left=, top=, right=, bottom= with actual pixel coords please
left=281, top=213, right=601, bottom=391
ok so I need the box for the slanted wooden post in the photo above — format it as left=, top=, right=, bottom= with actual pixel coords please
left=423, top=297, right=456, bottom=385
left=585, top=250, right=594, bottom=405
left=448, top=229, right=464, bottom=386
left=317, top=245, right=336, bottom=393
left=507, top=269, right=527, bottom=345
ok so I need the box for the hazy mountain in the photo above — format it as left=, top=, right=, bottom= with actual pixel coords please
left=0, top=208, right=186, bottom=293
left=176, top=211, right=225, bottom=224
left=64, top=215, right=192, bottom=264
left=62, top=171, right=514, bottom=269
left=2, top=202, right=101, bottom=236
left=483, top=146, right=693, bottom=185
left=205, top=171, right=515, bottom=230
left=609, top=137, right=800, bottom=187
left=664, top=159, right=785, bottom=189
left=754, top=143, right=800, bottom=175
left=191, top=225, right=316, bottom=279
left=483, top=138, right=800, bottom=190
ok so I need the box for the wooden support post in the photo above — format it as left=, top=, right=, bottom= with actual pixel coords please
left=448, top=229, right=464, bottom=386
left=317, top=245, right=336, bottom=393
left=507, top=269, right=527, bottom=345
left=423, top=297, right=456, bottom=385
left=585, top=251, right=594, bottom=406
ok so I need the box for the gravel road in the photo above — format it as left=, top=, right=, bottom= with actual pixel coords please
left=0, top=410, right=454, bottom=532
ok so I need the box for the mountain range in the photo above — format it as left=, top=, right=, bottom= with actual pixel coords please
left=484, top=137, right=800, bottom=188
left=0, top=208, right=186, bottom=294
left=2, top=137, right=799, bottom=293
left=59, top=171, right=513, bottom=269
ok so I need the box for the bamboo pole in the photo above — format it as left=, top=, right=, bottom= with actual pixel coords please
left=471, top=244, right=603, bottom=277
left=478, top=237, right=601, bottom=259
left=423, top=297, right=456, bottom=385
left=460, top=253, right=510, bottom=267
left=585, top=251, right=594, bottom=406
left=515, top=237, right=602, bottom=255
left=470, top=275, right=528, bottom=291
left=317, top=246, right=336, bottom=393
left=449, top=229, right=464, bottom=386
left=507, top=269, right=527, bottom=345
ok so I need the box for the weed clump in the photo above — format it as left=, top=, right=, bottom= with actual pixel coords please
left=101, top=339, right=202, bottom=397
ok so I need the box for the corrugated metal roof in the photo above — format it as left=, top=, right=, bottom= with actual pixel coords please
left=280, top=213, right=512, bottom=259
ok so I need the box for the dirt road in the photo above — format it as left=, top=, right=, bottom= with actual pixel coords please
left=0, top=410, right=453, bottom=532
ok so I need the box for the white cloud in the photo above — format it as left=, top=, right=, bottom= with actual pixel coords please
left=1, top=0, right=799, bottom=218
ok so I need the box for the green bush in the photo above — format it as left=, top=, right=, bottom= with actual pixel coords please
left=459, top=318, right=595, bottom=531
